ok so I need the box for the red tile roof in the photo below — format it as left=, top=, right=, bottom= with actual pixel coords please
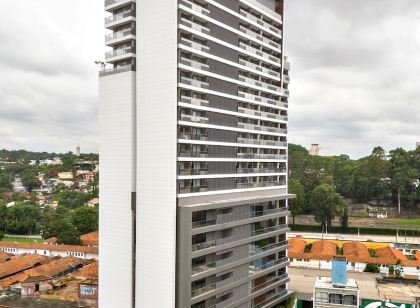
left=80, top=231, right=98, bottom=247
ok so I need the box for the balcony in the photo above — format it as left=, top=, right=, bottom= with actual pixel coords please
left=249, top=273, right=289, bottom=294
left=191, top=240, right=288, bottom=277
left=238, top=91, right=283, bottom=108
left=239, top=59, right=280, bottom=79
left=105, top=29, right=135, bottom=46
left=239, top=10, right=281, bottom=35
left=180, top=186, right=208, bottom=194
left=284, top=75, right=290, bottom=84
left=248, top=257, right=289, bottom=275
left=238, top=122, right=284, bottom=134
left=180, top=77, right=209, bottom=89
left=180, top=96, right=210, bottom=107
left=179, top=0, right=210, bottom=16
left=237, top=181, right=286, bottom=189
left=239, top=0, right=282, bottom=23
left=179, top=168, right=208, bottom=176
left=239, top=75, right=281, bottom=93
left=180, top=113, right=209, bottom=124
left=99, top=64, right=135, bottom=77
left=179, top=151, right=209, bottom=158
left=239, top=26, right=281, bottom=50
left=104, top=0, right=135, bottom=12
left=237, top=137, right=286, bottom=147
left=178, top=133, right=209, bottom=141
left=105, top=10, right=135, bottom=29
left=180, top=37, right=210, bottom=53
left=191, top=283, right=216, bottom=298
left=237, top=167, right=286, bottom=174
left=250, top=289, right=289, bottom=308
left=180, top=57, right=209, bottom=71
left=238, top=106, right=278, bottom=120
left=284, top=60, right=291, bottom=70
left=239, top=43, right=280, bottom=64
left=105, top=48, right=135, bottom=62
left=180, top=18, right=210, bottom=35
left=237, top=153, right=287, bottom=160
left=192, top=225, right=287, bottom=252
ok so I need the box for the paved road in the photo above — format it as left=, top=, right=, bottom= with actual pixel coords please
left=288, top=231, right=420, bottom=244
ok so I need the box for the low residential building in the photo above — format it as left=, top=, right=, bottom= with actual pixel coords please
left=288, top=238, right=420, bottom=278
left=0, top=254, right=50, bottom=281
left=0, top=242, right=98, bottom=260
left=309, top=144, right=322, bottom=156
left=314, top=257, right=359, bottom=308
left=58, top=172, right=73, bottom=180
left=21, top=275, right=53, bottom=298
left=83, top=171, right=96, bottom=182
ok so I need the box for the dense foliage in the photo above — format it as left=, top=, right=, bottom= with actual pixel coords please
left=288, top=144, right=420, bottom=216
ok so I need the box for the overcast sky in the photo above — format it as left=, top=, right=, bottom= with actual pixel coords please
left=0, top=1, right=419, bottom=158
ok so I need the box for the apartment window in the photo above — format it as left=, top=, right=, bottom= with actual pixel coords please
left=343, top=295, right=357, bottom=306
left=315, top=292, right=328, bottom=303
left=329, top=293, right=343, bottom=304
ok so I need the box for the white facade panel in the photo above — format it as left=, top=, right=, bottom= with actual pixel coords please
left=136, top=1, right=178, bottom=307
left=99, top=72, right=136, bottom=308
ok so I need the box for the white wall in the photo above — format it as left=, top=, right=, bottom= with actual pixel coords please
left=99, top=71, right=136, bottom=308
left=136, top=1, right=178, bottom=307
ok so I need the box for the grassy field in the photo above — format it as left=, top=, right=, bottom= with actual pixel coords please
left=383, top=219, right=420, bottom=226
left=2, top=237, right=43, bottom=243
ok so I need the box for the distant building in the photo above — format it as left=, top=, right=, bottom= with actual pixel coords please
left=416, top=142, right=420, bottom=149
left=76, top=144, right=81, bottom=157
left=314, top=257, right=359, bottom=308
left=78, top=279, right=98, bottom=308
left=58, top=172, right=73, bottom=180
left=310, top=144, right=322, bottom=156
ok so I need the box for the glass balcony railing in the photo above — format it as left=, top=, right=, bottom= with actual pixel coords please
left=180, top=77, right=209, bottom=89
left=249, top=273, right=288, bottom=294
left=180, top=18, right=210, bottom=35
left=239, top=26, right=281, bottom=50
left=239, top=59, right=280, bottom=79
left=238, top=106, right=278, bottom=119
left=105, top=48, right=134, bottom=59
left=178, top=151, right=209, bottom=158
left=105, top=10, right=135, bottom=25
left=180, top=96, right=210, bottom=107
left=178, top=133, right=209, bottom=141
left=105, top=0, right=135, bottom=6
left=237, top=167, right=286, bottom=174
left=239, top=10, right=281, bottom=35
left=249, top=257, right=289, bottom=275
left=237, top=181, right=286, bottom=189
left=239, top=75, right=281, bottom=93
left=99, top=64, right=135, bottom=77
left=237, top=137, right=287, bottom=147
left=237, top=153, right=287, bottom=160
left=250, top=289, right=289, bottom=308
left=191, top=225, right=287, bottom=252
left=180, top=186, right=208, bottom=194
left=179, top=114, right=209, bottom=124
left=180, top=57, right=209, bottom=71
left=239, top=43, right=280, bottom=64
left=180, top=37, right=210, bottom=53
left=240, top=0, right=282, bottom=22
left=179, top=168, right=208, bottom=176
left=238, top=122, right=283, bottom=134
left=238, top=91, right=285, bottom=108
left=179, top=0, right=210, bottom=16
left=105, top=29, right=134, bottom=42
left=191, top=283, right=216, bottom=298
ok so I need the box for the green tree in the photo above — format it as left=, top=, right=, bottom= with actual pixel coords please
left=310, top=184, right=347, bottom=228
left=364, top=263, right=380, bottom=273
left=72, top=206, right=98, bottom=234
left=21, top=171, right=41, bottom=193
left=6, top=203, right=41, bottom=234
left=289, top=179, right=304, bottom=224
left=340, top=208, right=349, bottom=231
left=0, top=231, right=4, bottom=241
left=0, top=174, right=11, bottom=190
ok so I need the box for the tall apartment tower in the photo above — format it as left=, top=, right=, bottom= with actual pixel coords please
left=99, top=0, right=293, bottom=307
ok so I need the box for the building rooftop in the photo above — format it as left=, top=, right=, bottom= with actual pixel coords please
left=80, top=231, right=99, bottom=247
left=315, top=276, right=358, bottom=290
left=288, top=268, right=381, bottom=301
left=0, top=241, right=98, bottom=254
left=0, top=254, right=50, bottom=280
